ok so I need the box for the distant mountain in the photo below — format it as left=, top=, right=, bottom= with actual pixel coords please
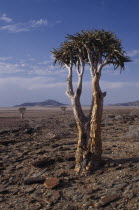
left=109, top=100, right=139, bottom=106
left=14, top=99, right=67, bottom=107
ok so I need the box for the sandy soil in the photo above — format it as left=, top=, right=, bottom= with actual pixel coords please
left=0, top=107, right=139, bottom=209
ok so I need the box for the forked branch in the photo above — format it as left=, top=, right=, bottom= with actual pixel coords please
left=75, top=55, right=84, bottom=98
left=65, top=60, right=74, bottom=99
left=97, top=53, right=113, bottom=74
left=87, top=49, right=95, bottom=77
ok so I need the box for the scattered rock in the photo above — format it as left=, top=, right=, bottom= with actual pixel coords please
left=58, top=171, right=68, bottom=177
left=66, top=205, right=77, bottom=210
left=24, top=177, right=45, bottom=185
left=114, top=182, right=128, bottom=191
left=0, top=140, right=15, bottom=146
left=0, top=108, right=139, bottom=210
left=0, top=186, right=9, bottom=194
left=132, top=176, right=139, bottom=182
left=123, top=115, right=135, bottom=121
left=51, top=144, right=60, bottom=148
left=110, top=201, right=118, bottom=209
left=0, top=129, right=9, bottom=135
left=0, top=197, right=4, bottom=202
left=0, top=161, right=5, bottom=170
left=44, top=178, right=60, bottom=189
left=33, top=168, right=48, bottom=178
left=53, top=190, right=61, bottom=203
left=0, top=161, right=4, bottom=167
left=24, top=187, right=36, bottom=193
left=109, top=162, right=117, bottom=167
left=68, top=162, right=75, bottom=169
left=16, top=165, right=23, bottom=170
left=115, top=164, right=124, bottom=170
left=127, top=192, right=135, bottom=200
left=98, top=194, right=121, bottom=207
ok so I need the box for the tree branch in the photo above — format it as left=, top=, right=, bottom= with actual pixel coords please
left=75, top=55, right=84, bottom=98
left=97, top=53, right=113, bottom=74
left=65, top=60, right=74, bottom=100
left=73, top=55, right=86, bottom=123
left=76, top=58, right=80, bottom=75
left=87, top=49, right=95, bottom=77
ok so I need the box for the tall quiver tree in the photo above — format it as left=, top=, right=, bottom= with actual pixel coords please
left=52, top=29, right=131, bottom=175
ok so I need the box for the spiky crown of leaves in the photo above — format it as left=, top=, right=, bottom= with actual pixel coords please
left=51, top=29, right=131, bottom=70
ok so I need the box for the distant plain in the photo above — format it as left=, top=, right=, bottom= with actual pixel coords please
left=0, top=106, right=139, bottom=209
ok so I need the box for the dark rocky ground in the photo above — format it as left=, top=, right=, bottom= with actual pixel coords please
left=0, top=107, right=139, bottom=210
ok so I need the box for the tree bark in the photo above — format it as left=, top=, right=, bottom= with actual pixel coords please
left=72, top=95, right=89, bottom=174
left=74, top=73, right=104, bottom=175
left=86, top=73, right=103, bottom=173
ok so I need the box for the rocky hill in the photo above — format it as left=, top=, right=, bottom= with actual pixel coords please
left=110, top=100, right=139, bottom=106
left=14, top=99, right=66, bottom=107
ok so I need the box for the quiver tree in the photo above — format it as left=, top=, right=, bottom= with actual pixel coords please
left=60, top=106, right=67, bottom=114
left=18, top=107, right=26, bottom=119
left=52, top=29, right=131, bottom=175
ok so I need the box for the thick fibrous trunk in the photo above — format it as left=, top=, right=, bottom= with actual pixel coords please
left=85, top=74, right=103, bottom=172
left=74, top=121, right=90, bottom=173
left=90, top=74, right=103, bottom=158
left=73, top=96, right=90, bottom=174
left=74, top=74, right=104, bottom=174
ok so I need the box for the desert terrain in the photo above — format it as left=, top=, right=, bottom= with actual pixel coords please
left=0, top=106, right=139, bottom=209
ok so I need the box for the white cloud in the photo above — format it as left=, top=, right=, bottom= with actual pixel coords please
left=55, top=20, right=62, bottom=24
left=0, top=76, right=67, bottom=107
left=0, top=12, right=61, bottom=33
left=32, top=19, right=48, bottom=26
left=0, top=58, right=58, bottom=75
left=83, top=80, right=139, bottom=90
left=0, top=61, right=22, bottom=74
left=0, top=58, right=137, bottom=90
left=127, top=50, right=139, bottom=57
left=0, top=56, right=12, bottom=61
left=0, top=19, right=48, bottom=33
left=0, top=76, right=139, bottom=107
left=0, top=76, right=55, bottom=89
left=134, top=58, right=139, bottom=64
left=38, top=60, right=52, bottom=65
left=103, top=66, right=122, bottom=75
left=50, top=54, right=54, bottom=60
left=101, top=81, right=129, bottom=89
left=0, top=13, right=12, bottom=23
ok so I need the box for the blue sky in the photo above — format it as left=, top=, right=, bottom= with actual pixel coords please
left=0, top=0, right=139, bottom=106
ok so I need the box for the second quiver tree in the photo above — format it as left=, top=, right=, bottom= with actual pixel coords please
left=52, top=29, right=131, bottom=175
left=18, top=107, right=26, bottom=119
left=60, top=106, right=67, bottom=114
